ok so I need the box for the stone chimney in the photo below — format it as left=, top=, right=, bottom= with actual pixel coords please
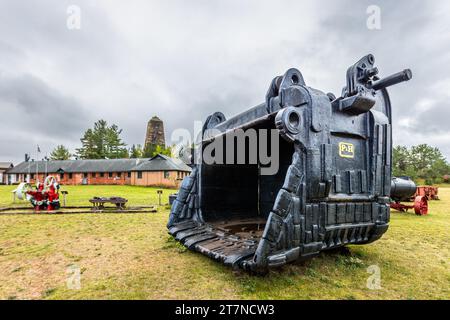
left=144, top=116, right=166, bottom=149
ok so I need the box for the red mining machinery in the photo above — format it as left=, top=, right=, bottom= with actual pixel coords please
left=390, top=177, right=428, bottom=215
left=415, top=186, right=439, bottom=201
left=14, top=176, right=61, bottom=212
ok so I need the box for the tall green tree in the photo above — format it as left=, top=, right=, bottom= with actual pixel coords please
left=393, top=144, right=449, bottom=184
left=106, top=124, right=129, bottom=158
left=142, top=143, right=156, bottom=158
left=50, top=145, right=71, bottom=160
left=410, top=144, right=449, bottom=184
left=76, top=120, right=128, bottom=159
left=393, top=146, right=415, bottom=178
left=154, top=144, right=173, bottom=157
left=143, top=144, right=173, bottom=158
left=129, top=144, right=143, bottom=158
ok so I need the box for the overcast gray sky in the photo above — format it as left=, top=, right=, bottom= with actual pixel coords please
left=0, top=0, right=449, bottom=164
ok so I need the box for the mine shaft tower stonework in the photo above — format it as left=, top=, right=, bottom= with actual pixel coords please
left=145, top=116, right=166, bottom=149
left=168, top=55, right=412, bottom=273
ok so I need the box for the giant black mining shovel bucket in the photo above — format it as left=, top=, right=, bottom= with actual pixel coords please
left=168, top=55, right=412, bottom=273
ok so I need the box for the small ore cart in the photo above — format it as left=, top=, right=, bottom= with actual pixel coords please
left=168, top=54, right=412, bottom=273
left=390, top=177, right=428, bottom=215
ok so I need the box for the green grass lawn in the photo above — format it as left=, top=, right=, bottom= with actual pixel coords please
left=0, top=185, right=448, bottom=300
left=0, top=185, right=177, bottom=208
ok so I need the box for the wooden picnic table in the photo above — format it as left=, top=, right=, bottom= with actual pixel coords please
left=89, top=197, right=128, bottom=210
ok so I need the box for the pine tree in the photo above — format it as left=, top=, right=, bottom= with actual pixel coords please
left=50, top=145, right=71, bottom=160
left=143, top=143, right=157, bottom=158
left=130, top=144, right=143, bottom=158
left=155, top=144, right=173, bottom=157
left=143, top=144, right=173, bottom=158
left=76, top=120, right=128, bottom=159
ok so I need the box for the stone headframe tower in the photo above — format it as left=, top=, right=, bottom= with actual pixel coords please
left=145, top=116, right=166, bottom=149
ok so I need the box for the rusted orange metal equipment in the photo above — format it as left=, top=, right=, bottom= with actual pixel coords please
left=390, top=177, right=428, bottom=216
left=414, top=186, right=439, bottom=201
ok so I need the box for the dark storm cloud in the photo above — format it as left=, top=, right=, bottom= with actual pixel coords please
left=413, top=100, right=450, bottom=134
left=0, top=0, right=125, bottom=161
left=0, top=73, right=87, bottom=135
left=0, top=0, right=449, bottom=163
left=319, top=0, right=450, bottom=138
left=0, top=72, right=88, bottom=159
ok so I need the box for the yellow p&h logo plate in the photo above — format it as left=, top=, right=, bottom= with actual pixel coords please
left=339, top=142, right=355, bottom=158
